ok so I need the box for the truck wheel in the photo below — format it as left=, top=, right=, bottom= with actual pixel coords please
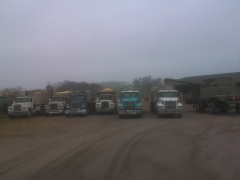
left=196, top=101, right=205, bottom=113
left=236, top=104, right=240, bottom=114
left=65, top=114, right=70, bottom=118
left=220, top=107, right=228, bottom=113
left=178, top=114, right=182, bottom=118
left=10, top=116, right=14, bottom=119
left=45, top=114, right=49, bottom=117
left=157, top=114, right=161, bottom=118
left=119, top=115, right=122, bottom=119
left=154, top=107, right=157, bottom=115
left=210, top=102, right=216, bottom=115
left=138, top=114, right=142, bottom=118
left=27, top=110, right=31, bottom=118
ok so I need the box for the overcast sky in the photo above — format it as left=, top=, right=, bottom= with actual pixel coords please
left=1, top=0, right=240, bottom=89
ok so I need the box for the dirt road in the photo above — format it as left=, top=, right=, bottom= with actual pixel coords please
left=0, top=103, right=240, bottom=180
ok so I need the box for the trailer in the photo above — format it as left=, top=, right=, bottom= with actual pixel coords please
left=164, top=77, right=240, bottom=114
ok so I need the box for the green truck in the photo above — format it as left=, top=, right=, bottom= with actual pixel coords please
left=118, top=90, right=142, bottom=118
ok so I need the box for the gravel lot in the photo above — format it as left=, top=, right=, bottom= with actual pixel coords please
left=0, top=102, right=240, bottom=180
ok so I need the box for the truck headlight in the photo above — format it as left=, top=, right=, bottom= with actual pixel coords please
left=177, top=106, right=182, bottom=109
left=66, top=105, right=70, bottom=108
left=96, top=103, right=101, bottom=107
left=157, top=103, right=164, bottom=109
left=159, top=100, right=164, bottom=105
left=136, top=104, right=142, bottom=109
left=110, top=103, right=115, bottom=107
left=81, top=103, right=86, bottom=108
left=118, top=104, right=124, bottom=109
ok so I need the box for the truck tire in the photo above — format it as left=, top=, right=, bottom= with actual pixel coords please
left=178, top=114, right=182, bottom=118
left=220, top=107, right=228, bottom=113
left=236, top=104, right=240, bottom=114
left=65, top=114, right=70, bottom=118
left=45, top=113, right=49, bottom=117
left=119, top=115, right=122, bottom=119
left=10, top=116, right=14, bottom=119
left=27, top=110, right=31, bottom=118
left=154, top=107, right=157, bottom=115
left=210, top=102, right=216, bottom=115
left=138, top=114, right=142, bottom=118
left=196, top=101, right=205, bottom=113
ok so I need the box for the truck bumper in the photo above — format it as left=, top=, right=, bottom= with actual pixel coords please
left=118, top=109, right=142, bottom=116
left=157, top=109, right=182, bottom=115
left=8, top=111, right=28, bottom=116
left=45, top=109, right=64, bottom=115
left=65, top=109, right=87, bottom=115
left=96, top=107, right=115, bottom=113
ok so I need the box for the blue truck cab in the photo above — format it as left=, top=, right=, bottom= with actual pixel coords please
left=65, top=90, right=95, bottom=117
left=118, top=90, right=142, bottom=118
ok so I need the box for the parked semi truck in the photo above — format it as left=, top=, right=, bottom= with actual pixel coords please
left=95, top=88, right=117, bottom=114
left=164, top=77, right=240, bottom=114
left=150, top=86, right=182, bottom=118
left=0, top=96, right=9, bottom=119
left=65, top=90, right=95, bottom=117
left=118, top=90, right=142, bottom=118
left=8, top=91, right=50, bottom=118
left=45, top=91, right=72, bottom=116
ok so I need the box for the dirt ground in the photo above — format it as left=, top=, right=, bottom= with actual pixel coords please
left=0, top=102, right=240, bottom=180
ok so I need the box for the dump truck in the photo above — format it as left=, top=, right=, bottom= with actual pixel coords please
left=149, top=86, right=182, bottom=118
left=0, top=96, right=9, bottom=119
left=95, top=88, right=117, bottom=114
left=164, top=77, right=240, bottom=114
left=118, top=90, right=142, bottom=118
left=65, top=90, right=95, bottom=117
left=7, top=91, right=50, bottom=118
left=45, top=91, right=72, bottom=116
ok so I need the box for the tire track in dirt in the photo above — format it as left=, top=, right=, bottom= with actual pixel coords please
left=19, top=121, right=156, bottom=179
left=105, top=120, right=181, bottom=180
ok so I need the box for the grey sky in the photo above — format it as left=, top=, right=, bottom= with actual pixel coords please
left=1, top=0, right=240, bottom=89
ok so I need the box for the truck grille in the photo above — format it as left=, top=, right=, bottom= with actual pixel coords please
left=14, top=104, right=21, bottom=111
left=125, top=102, right=135, bottom=108
left=71, top=103, right=80, bottom=109
left=165, top=101, right=176, bottom=110
left=101, top=101, right=109, bottom=108
left=50, top=104, right=57, bottom=110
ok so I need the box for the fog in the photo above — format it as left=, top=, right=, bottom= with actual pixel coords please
left=1, top=0, right=240, bottom=89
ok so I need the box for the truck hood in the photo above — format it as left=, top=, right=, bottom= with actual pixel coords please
left=50, top=101, right=65, bottom=104
left=159, top=97, right=178, bottom=101
left=69, top=100, right=86, bottom=103
left=120, top=97, right=140, bottom=103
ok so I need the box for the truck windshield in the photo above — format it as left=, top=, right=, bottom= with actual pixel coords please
left=51, top=97, right=65, bottom=101
left=70, top=95, right=86, bottom=101
left=120, top=92, right=139, bottom=98
left=159, top=92, right=178, bottom=97
left=16, top=98, right=30, bottom=103
left=100, top=95, right=112, bottom=100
